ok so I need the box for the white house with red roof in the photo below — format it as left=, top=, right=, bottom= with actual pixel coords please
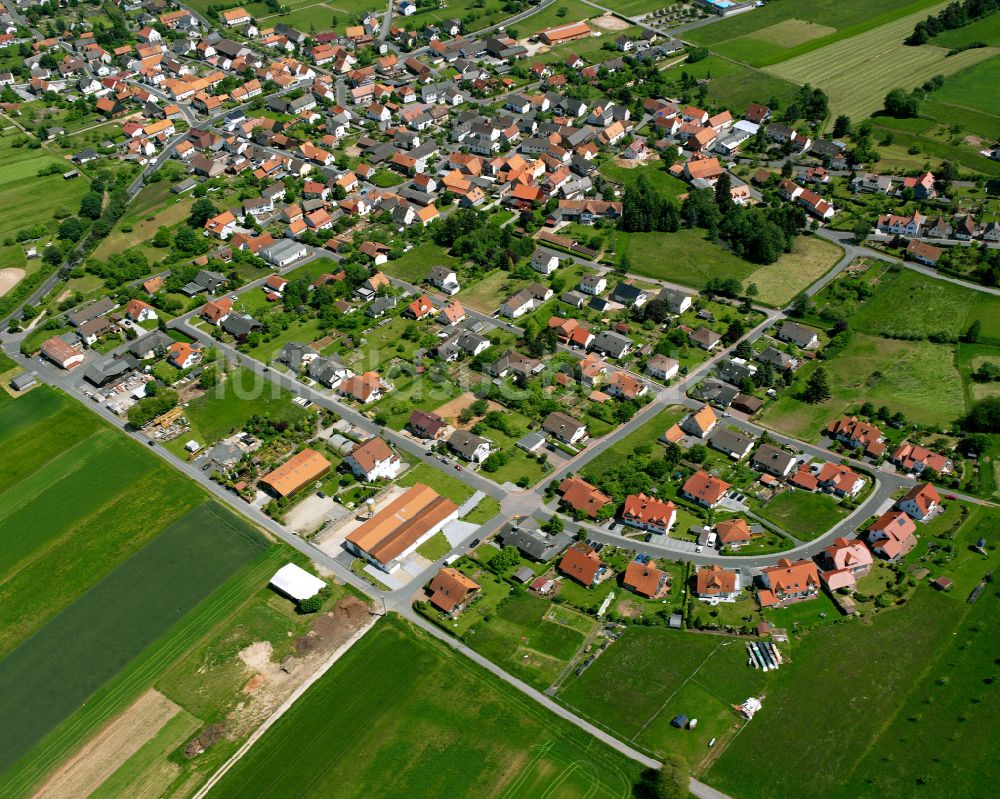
left=866, top=510, right=917, bottom=560
left=621, top=493, right=676, bottom=534
left=895, top=482, right=941, bottom=521
left=125, top=299, right=158, bottom=322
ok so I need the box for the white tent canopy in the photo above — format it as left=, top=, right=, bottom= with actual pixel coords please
left=270, top=563, right=326, bottom=601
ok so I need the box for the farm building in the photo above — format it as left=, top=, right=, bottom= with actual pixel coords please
left=259, top=448, right=332, bottom=498
left=270, top=563, right=326, bottom=601
left=344, top=484, right=458, bottom=572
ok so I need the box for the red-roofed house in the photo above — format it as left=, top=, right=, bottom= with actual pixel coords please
left=125, top=299, right=157, bottom=322
left=758, top=559, right=820, bottom=606
left=558, top=542, right=605, bottom=587
left=891, top=442, right=952, bottom=475
left=680, top=470, right=730, bottom=508
left=558, top=476, right=612, bottom=518
left=623, top=559, right=669, bottom=599
left=715, top=518, right=751, bottom=549
left=826, top=416, right=886, bottom=459
left=896, top=482, right=940, bottom=521
left=621, top=493, right=676, bottom=534
left=201, top=296, right=233, bottom=325
left=822, top=537, right=872, bottom=577
left=866, top=510, right=917, bottom=560
left=816, top=463, right=865, bottom=497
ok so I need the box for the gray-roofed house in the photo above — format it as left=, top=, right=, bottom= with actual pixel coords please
left=67, top=297, right=116, bottom=327
left=542, top=411, right=587, bottom=444
left=752, top=443, right=797, bottom=478
left=611, top=281, right=648, bottom=307
left=590, top=330, right=633, bottom=359
left=448, top=429, right=492, bottom=463
left=308, top=356, right=352, bottom=388
left=777, top=321, right=819, bottom=349
left=276, top=342, right=319, bottom=371
left=707, top=427, right=755, bottom=460
left=221, top=314, right=262, bottom=341
left=128, top=329, right=174, bottom=359
left=498, top=518, right=573, bottom=562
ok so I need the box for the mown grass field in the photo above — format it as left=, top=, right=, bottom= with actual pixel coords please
left=582, top=405, right=687, bottom=480
left=598, top=161, right=688, bottom=197
left=0, top=133, right=89, bottom=245
left=684, top=0, right=943, bottom=52
left=381, top=242, right=461, bottom=285
left=705, top=546, right=1000, bottom=798
left=558, top=627, right=772, bottom=769
left=615, top=229, right=758, bottom=288
left=206, top=614, right=643, bottom=799
left=765, top=8, right=998, bottom=121
left=744, top=235, right=842, bottom=307
left=467, top=593, right=595, bottom=691
left=756, top=489, right=850, bottom=541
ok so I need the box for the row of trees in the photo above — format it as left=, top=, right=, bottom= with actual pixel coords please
left=906, top=0, right=1000, bottom=44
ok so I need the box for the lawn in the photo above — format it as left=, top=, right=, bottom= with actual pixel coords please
left=558, top=627, right=772, bottom=769
left=764, top=8, right=999, bottom=120
left=744, top=235, right=842, bottom=307
left=466, top=592, right=595, bottom=691
left=179, top=367, right=310, bottom=449
left=759, top=332, right=966, bottom=439
left=205, top=614, right=643, bottom=799
left=398, top=462, right=475, bottom=506
left=582, top=405, right=688, bottom=481
left=705, top=576, right=999, bottom=797
left=598, top=161, right=688, bottom=197
left=462, top=495, right=502, bottom=524
left=755, top=489, right=850, bottom=541
left=615, top=229, right=758, bottom=289
left=925, top=55, right=1000, bottom=137
left=373, top=372, right=462, bottom=430
left=460, top=268, right=533, bottom=313
left=0, top=501, right=268, bottom=784
left=416, top=531, right=452, bottom=560
left=932, top=11, right=1000, bottom=47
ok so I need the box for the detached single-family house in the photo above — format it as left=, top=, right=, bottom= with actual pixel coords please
left=448, top=430, right=492, bottom=463
left=896, top=482, right=940, bottom=521
left=344, top=436, right=403, bottom=481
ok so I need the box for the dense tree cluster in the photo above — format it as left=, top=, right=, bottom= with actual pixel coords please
left=621, top=174, right=680, bottom=233
left=430, top=209, right=533, bottom=271
left=906, top=0, right=1000, bottom=44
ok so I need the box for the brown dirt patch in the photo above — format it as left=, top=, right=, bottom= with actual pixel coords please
left=616, top=599, right=644, bottom=619
left=431, top=392, right=504, bottom=428
left=31, top=690, right=180, bottom=799
left=221, top=597, right=373, bottom=741
left=592, top=14, right=630, bottom=31
left=964, top=134, right=983, bottom=147
left=0, top=267, right=25, bottom=298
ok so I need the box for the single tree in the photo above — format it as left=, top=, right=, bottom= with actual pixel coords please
left=803, top=367, right=831, bottom=404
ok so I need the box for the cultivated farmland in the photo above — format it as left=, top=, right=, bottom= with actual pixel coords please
left=206, top=614, right=643, bottom=799
left=765, top=8, right=999, bottom=121
left=0, top=501, right=268, bottom=778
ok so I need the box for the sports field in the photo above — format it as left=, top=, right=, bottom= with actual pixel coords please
left=206, top=614, right=643, bottom=799
left=558, top=627, right=771, bottom=769
left=764, top=9, right=999, bottom=121
left=705, top=543, right=1000, bottom=798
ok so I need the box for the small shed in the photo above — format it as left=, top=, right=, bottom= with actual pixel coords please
left=670, top=714, right=688, bottom=729
left=668, top=612, right=683, bottom=629
left=931, top=576, right=953, bottom=591
left=10, top=372, right=37, bottom=391
left=512, top=566, right=535, bottom=584
left=270, top=563, right=326, bottom=601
